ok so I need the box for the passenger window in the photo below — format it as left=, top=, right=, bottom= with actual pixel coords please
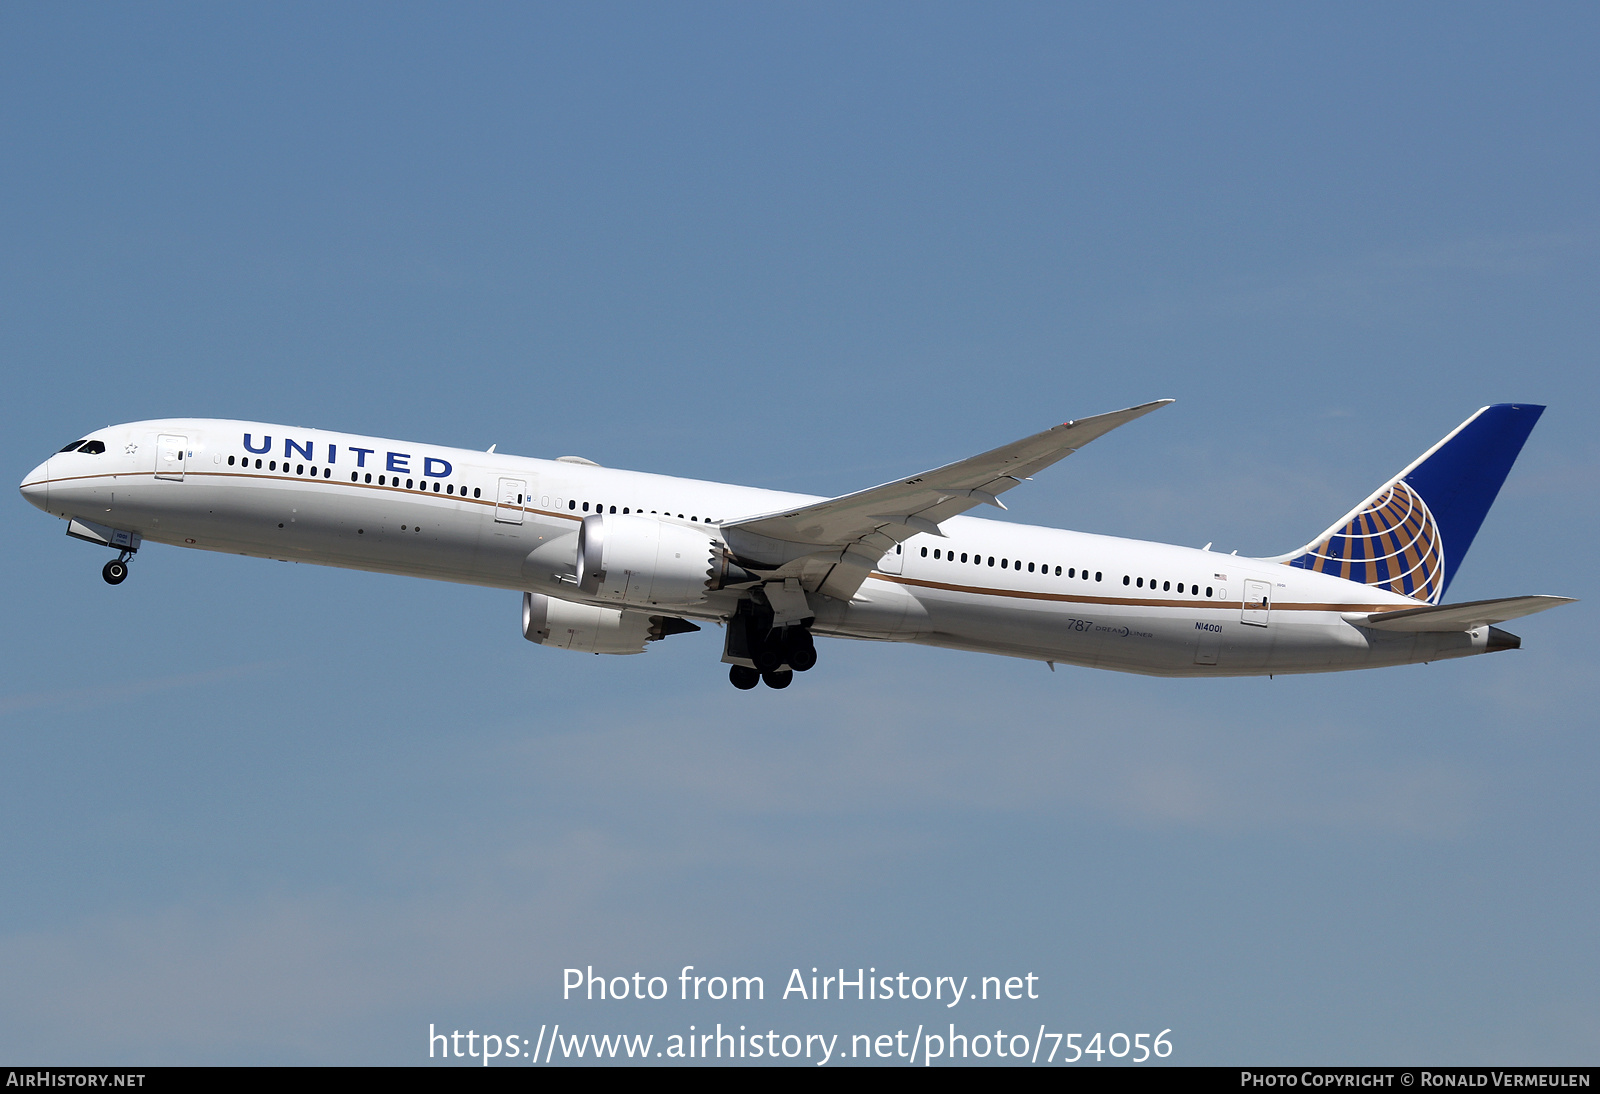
left=255, top=459, right=262, bottom=469
left=351, top=473, right=358, bottom=482
left=446, top=484, right=453, bottom=494
left=987, top=556, right=995, bottom=567
left=473, top=488, right=481, bottom=498
left=270, top=461, right=277, bottom=471
left=611, top=506, right=617, bottom=514
left=582, top=502, right=589, bottom=511
left=1206, top=586, right=1214, bottom=597
left=1163, top=581, right=1170, bottom=591
left=1177, top=582, right=1184, bottom=592
left=933, top=549, right=940, bottom=559
left=1137, top=577, right=1143, bottom=588
left=58, top=440, right=86, bottom=452
left=407, top=479, right=414, bottom=489
left=1055, top=566, right=1062, bottom=576
left=433, top=482, right=440, bottom=492
left=379, top=475, right=386, bottom=485
left=921, top=547, right=928, bottom=557
left=228, top=455, right=235, bottom=466
left=1001, top=559, right=1008, bottom=569
left=297, top=464, right=304, bottom=475
left=1124, top=576, right=1130, bottom=585
left=961, top=553, right=968, bottom=563
left=1095, top=572, right=1102, bottom=581
left=1028, top=562, right=1035, bottom=572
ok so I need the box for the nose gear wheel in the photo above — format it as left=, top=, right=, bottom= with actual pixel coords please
left=101, top=550, right=133, bottom=585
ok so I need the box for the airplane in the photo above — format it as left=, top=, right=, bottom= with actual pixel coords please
left=18, top=401, right=1573, bottom=690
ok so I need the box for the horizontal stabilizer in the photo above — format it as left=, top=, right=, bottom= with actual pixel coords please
left=1353, top=595, right=1575, bottom=632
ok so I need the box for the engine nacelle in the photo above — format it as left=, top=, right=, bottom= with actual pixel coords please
left=523, top=592, right=652, bottom=654
left=522, top=592, right=702, bottom=655
left=575, top=513, right=752, bottom=611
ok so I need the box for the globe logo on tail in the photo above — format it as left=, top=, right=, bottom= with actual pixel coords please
left=1292, top=480, right=1444, bottom=603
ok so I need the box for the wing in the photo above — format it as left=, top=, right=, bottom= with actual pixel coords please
left=1354, top=594, right=1576, bottom=632
left=721, top=399, right=1173, bottom=600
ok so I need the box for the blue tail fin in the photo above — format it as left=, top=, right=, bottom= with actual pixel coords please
left=1272, top=404, right=1545, bottom=602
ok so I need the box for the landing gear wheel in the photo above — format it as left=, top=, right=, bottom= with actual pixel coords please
left=761, top=669, right=793, bottom=690
left=102, top=559, right=128, bottom=585
left=729, top=665, right=760, bottom=690
left=783, top=629, right=817, bottom=672
left=751, top=632, right=785, bottom=673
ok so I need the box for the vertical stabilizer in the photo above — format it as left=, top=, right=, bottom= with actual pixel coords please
left=1270, top=404, right=1544, bottom=602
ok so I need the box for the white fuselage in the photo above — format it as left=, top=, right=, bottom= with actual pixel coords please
left=20, top=419, right=1492, bottom=676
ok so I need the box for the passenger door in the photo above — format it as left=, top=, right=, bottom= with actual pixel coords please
left=496, top=477, right=527, bottom=525
left=155, top=434, right=188, bottom=481
left=1241, top=579, right=1271, bottom=627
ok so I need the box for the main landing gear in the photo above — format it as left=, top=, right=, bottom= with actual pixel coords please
left=728, top=664, right=797, bottom=690
left=101, top=551, right=133, bottom=585
left=750, top=626, right=816, bottom=674
left=727, top=624, right=816, bottom=690
left=722, top=593, right=818, bottom=690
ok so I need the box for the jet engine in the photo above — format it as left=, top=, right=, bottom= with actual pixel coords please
left=522, top=592, right=699, bottom=655
left=575, top=513, right=754, bottom=611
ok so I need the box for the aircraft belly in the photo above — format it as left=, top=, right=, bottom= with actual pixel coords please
left=101, top=478, right=551, bottom=591
left=894, top=586, right=1429, bottom=678
left=915, top=586, right=1108, bottom=665
left=813, top=578, right=930, bottom=640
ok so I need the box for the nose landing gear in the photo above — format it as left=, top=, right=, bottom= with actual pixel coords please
left=102, top=550, right=133, bottom=585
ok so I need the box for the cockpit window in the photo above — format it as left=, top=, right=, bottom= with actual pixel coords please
left=78, top=440, right=106, bottom=454
left=58, top=440, right=85, bottom=452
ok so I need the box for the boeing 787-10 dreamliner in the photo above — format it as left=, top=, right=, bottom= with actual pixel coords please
left=20, top=401, right=1572, bottom=689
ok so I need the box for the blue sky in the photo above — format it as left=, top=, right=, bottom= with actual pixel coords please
left=2, top=3, right=1596, bottom=1064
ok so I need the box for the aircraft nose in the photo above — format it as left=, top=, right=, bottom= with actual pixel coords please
left=19, top=459, right=50, bottom=511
